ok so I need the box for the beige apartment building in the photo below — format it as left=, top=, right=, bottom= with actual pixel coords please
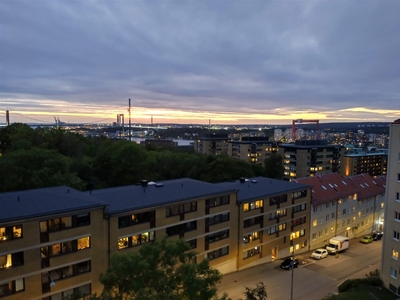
left=381, top=119, right=400, bottom=295
left=0, top=177, right=311, bottom=299
left=295, top=173, right=386, bottom=250
left=340, top=148, right=388, bottom=177
left=279, top=140, right=342, bottom=181
left=0, top=187, right=107, bottom=300
left=194, top=135, right=277, bottom=167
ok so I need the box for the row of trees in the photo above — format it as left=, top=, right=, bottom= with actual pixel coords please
left=0, top=123, right=283, bottom=192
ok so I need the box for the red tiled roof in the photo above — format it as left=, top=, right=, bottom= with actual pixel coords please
left=294, top=173, right=357, bottom=206
left=345, top=174, right=386, bottom=200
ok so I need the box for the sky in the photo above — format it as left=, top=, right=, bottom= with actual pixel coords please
left=1, top=0, right=399, bottom=125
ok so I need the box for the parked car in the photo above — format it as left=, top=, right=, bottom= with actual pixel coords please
left=311, top=248, right=328, bottom=260
left=280, top=258, right=300, bottom=270
left=372, top=232, right=383, bottom=241
left=360, top=235, right=374, bottom=244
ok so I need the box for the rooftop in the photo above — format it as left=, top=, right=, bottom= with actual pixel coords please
left=216, top=177, right=311, bottom=203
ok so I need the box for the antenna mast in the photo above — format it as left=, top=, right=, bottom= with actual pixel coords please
left=129, top=98, right=132, bottom=141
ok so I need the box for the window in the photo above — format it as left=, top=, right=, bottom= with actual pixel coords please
left=313, top=206, right=317, bottom=213
left=206, top=196, right=230, bottom=208
left=166, top=221, right=197, bottom=237
left=78, top=237, right=90, bottom=250
left=395, top=211, right=400, bottom=221
left=188, top=239, right=197, bottom=249
left=206, top=246, right=229, bottom=261
left=206, top=230, right=230, bottom=244
left=243, top=246, right=261, bottom=259
left=269, top=194, right=287, bottom=206
left=268, top=223, right=287, bottom=235
left=0, top=252, right=24, bottom=269
left=243, top=216, right=263, bottom=228
left=118, top=211, right=155, bottom=228
left=325, top=202, right=330, bottom=209
left=0, top=225, right=22, bottom=241
left=243, top=231, right=261, bottom=244
left=332, top=212, right=335, bottom=219
left=398, top=173, right=400, bottom=181
left=270, top=209, right=287, bottom=219
left=320, top=217, right=323, bottom=224
left=343, top=209, right=347, bottom=216
left=312, top=219, right=317, bottom=227
left=394, top=231, right=400, bottom=240
left=0, top=278, right=24, bottom=297
left=208, top=212, right=230, bottom=226
left=326, top=215, right=330, bottom=222
left=352, top=206, right=356, bottom=212
left=325, top=228, right=329, bottom=235
left=293, top=203, right=306, bottom=213
left=292, top=217, right=306, bottom=227
left=166, top=202, right=197, bottom=217
left=312, top=233, right=316, bottom=240
left=244, top=200, right=263, bottom=211
left=391, top=267, right=397, bottom=279
left=397, top=192, right=400, bottom=202
left=292, top=190, right=307, bottom=200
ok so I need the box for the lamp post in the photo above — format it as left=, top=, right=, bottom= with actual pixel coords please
left=290, top=233, right=295, bottom=300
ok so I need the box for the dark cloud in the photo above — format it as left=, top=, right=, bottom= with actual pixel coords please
left=1, top=1, right=399, bottom=123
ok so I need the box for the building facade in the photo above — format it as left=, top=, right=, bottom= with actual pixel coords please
left=228, top=137, right=278, bottom=166
left=279, top=140, right=342, bottom=181
left=381, top=119, right=400, bottom=295
left=295, top=173, right=386, bottom=250
left=340, top=148, right=388, bottom=177
left=0, top=177, right=311, bottom=299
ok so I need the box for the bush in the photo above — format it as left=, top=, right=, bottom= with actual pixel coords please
left=338, top=277, right=383, bottom=293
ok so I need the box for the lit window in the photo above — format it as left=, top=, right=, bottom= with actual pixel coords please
left=312, top=219, right=317, bottom=227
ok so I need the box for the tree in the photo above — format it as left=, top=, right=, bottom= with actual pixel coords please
left=264, top=153, right=284, bottom=179
left=239, top=282, right=267, bottom=300
left=98, top=237, right=229, bottom=300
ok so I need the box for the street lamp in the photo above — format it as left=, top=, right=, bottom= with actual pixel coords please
left=290, top=233, right=295, bottom=300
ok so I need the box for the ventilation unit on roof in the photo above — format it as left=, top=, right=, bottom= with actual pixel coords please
left=251, top=180, right=257, bottom=183
left=155, top=183, right=163, bottom=187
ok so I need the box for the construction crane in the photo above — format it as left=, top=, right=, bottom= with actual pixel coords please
left=292, top=119, right=319, bottom=140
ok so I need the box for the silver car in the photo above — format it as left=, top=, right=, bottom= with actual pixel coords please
left=311, top=248, right=328, bottom=260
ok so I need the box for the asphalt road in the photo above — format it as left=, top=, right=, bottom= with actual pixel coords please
left=218, top=238, right=383, bottom=300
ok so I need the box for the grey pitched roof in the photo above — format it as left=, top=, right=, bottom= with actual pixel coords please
left=87, top=178, right=238, bottom=216
left=0, top=186, right=106, bottom=224
left=216, top=177, right=311, bottom=203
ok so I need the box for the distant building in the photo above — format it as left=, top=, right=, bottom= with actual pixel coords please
left=193, top=133, right=230, bottom=155
left=229, top=137, right=278, bottom=166
left=381, top=119, right=400, bottom=295
left=340, top=147, right=388, bottom=177
left=140, top=139, right=178, bottom=148
left=278, top=140, right=342, bottom=181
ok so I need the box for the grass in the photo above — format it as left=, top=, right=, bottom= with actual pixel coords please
left=322, top=286, right=399, bottom=300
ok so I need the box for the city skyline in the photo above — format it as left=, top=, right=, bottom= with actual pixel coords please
left=1, top=1, right=399, bottom=125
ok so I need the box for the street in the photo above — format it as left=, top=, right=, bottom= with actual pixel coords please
left=218, top=238, right=383, bottom=300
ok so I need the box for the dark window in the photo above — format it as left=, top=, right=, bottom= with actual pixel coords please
left=205, top=230, right=229, bottom=245
left=206, top=196, right=230, bottom=208
left=292, top=190, right=307, bottom=200
left=207, top=212, right=230, bottom=226
left=118, top=211, right=155, bottom=228
left=207, top=246, right=229, bottom=261
left=166, top=221, right=197, bottom=237
left=188, top=239, right=197, bottom=249
left=270, top=194, right=287, bottom=206
left=243, top=216, right=263, bottom=228
left=76, top=214, right=90, bottom=226
left=0, top=252, right=24, bottom=269
left=292, top=217, right=306, bottom=227
left=166, top=202, right=197, bottom=217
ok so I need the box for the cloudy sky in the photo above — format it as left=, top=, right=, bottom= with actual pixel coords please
left=1, top=1, right=399, bottom=125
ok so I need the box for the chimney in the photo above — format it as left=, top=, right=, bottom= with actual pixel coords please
left=141, top=180, right=148, bottom=187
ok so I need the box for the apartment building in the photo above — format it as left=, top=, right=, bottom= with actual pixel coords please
left=381, top=119, right=400, bottom=294
left=229, top=137, right=278, bottom=166
left=340, top=148, right=388, bottom=177
left=193, top=134, right=230, bottom=155
left=0, top=176, right=312, bottom=299
left=217, top=177, right=311, bottom=267
left=279, top=140, right=342, bottom=181
left=0, top=187, right=106, bottom=300
left=295, top=173, right=386, bottom=250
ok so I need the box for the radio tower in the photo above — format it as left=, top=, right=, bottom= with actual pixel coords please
left=128, top=98, right=132, bottom=142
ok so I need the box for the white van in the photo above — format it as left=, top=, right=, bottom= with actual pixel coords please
left=326, top=236, right=349, bottom=254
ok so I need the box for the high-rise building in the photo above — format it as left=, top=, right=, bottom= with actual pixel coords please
left=381, top=119, right=400, bottom=294
left=279, top=140, right=342, bottom=180
left=340, top=148, right=388, bottom=177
